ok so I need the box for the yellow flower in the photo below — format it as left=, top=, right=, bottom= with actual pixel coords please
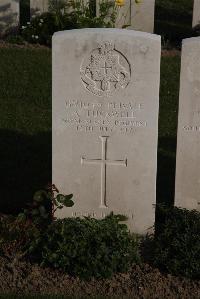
left=115, top=0, right=125, bottom=7
left=135, top=0, right=142, bottom=3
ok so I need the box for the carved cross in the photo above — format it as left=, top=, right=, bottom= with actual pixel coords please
left=81, top=136, right=127, bottom=208
left=100, top=61, right=112, bottom=75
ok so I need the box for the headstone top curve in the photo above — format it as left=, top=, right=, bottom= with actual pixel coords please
left=182, top=36, right=200, bottom=45
left=52, top=28, right=161, bottom=41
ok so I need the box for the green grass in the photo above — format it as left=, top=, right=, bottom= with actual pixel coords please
left=156, top=55, right=181, bottom=208
left=0, top=48, right=51, bottom=133
left=0, top=48, right=181, bottom=213
left=0, top=48, right=51, bottom=213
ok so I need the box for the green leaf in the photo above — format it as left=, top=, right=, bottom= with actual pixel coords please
left=56, top=194, right=65, bottom=203
left=56, top=194, right=74, bottom=207
left=64, top=194, right=73, bottom=200
left=62, top=198, right=74, bottom=207
left=33, top=190, right=48, bottom=203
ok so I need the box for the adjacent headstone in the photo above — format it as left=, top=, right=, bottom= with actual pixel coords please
left=52, top=28, right=161, bottom=233
left=175, top=37, right=200, bottom=211
left=130, top=0, right=155, bottom=33
left=0, top=0, right=19, bottom=37
left=193, top=0, right=200, bottom=27
left=114, top=1, right=131, bottom=29
left=96, top=0, right=155, bottom=32
left=30, top=0, right=49, bottom=18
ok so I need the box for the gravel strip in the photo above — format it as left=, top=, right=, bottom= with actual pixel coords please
left=0, top=256, right=199, bottom=298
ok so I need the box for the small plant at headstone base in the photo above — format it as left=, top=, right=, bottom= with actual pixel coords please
left=0, top=185, right=73, bottom=261
left=17, top=184, right=74, bottom=228
left=148, top=206, right=200, bottom=280
left=27, top=213, right=140, bottom=280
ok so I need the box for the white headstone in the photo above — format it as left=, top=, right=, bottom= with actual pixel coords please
left=96, top=0, right=155, bottom=32
left=0, top=0, right=19, bottom=36
left=52, top=28, right=161, bottom=234
left=175, top=37, right=200, bottom=211
left=114, top=1, right=131, bottom=29
left=30, top=0, right=49, bottom=18
left=193, top=0, right=200, bottom=27
left=130, top=0, right=155, bottom=33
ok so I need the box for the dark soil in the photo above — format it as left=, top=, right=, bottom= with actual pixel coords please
left=161, top=49, right=181, bottom=56
left=0, top=256, right=199, bottom=298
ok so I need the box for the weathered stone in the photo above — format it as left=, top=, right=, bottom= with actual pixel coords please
left=130, top=0, right=155, bottom=33
left=0, top=0, right=19, bottom=36
left=30, top=0, right=49, bottom=18
left=96, top=0, right=155, bottom=32
left=175, top=37, right=200, bottom=211
left=193, top=0, right=200, bottom=27
left=52, top=28, right=161, bottom=233
left=114, top=1, right=131, bottom=29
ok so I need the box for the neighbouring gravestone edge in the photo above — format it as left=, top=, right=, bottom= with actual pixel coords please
left=175, top=36, right=200, bottom=211
left=0, top=0, right=20, bottom=36
left=182, top=36, right=200, bottom=45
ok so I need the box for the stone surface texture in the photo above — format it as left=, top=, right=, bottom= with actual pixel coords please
left=175, top=37, right=200, bottom=211
left=30, top=0, right=49, bottom=18
left=96, top=0, right=155, bottom=32
left=0, top=0, right=19, bottom=36
left=130, top=0, right=155, bottom=33
left=52, top=28, right=161, bottom=234
left=114, top=0, right=131, bottom=29
left=193, top=0, right=200, bottom=27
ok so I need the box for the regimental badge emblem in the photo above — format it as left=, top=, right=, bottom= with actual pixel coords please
left=80, top=41, right=131, bottom=97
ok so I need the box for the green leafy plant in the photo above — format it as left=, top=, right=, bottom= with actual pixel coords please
left=150, top=206, right=200, bottom=279
left=20, top=0, right=143, bottom=45
left=0, top=186, right=73, bottom=260
left=21, top=13, right=62, bottom=46
left=27, top=213, right=140, bottom=279
left=20, top=0, right=121, bottom=46
left=18, top=184, right=74, bottom=227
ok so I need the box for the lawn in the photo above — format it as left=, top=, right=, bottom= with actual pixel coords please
left=0, top=47, right=51, bottom=213
left=0, top=47, right=181, bottom=213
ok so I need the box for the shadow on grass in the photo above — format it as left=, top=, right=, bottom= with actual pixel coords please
left=0, top=129, right=51, bottom=214
left=155, top=136, right=177, bottom=233
left=156, top=136, right=177, bottom=205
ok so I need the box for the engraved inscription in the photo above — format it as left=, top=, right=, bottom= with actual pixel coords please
left=63, top=100, right=147, bottom=134
left=81, top=136, right=127, bottom=208
left=80, top=42, right=131, bottom=97
left=182, top=108, right=200, bottom=132
left=183, top=125, right=200, bottom=132
left=72, top=211, right=134, bottom=219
